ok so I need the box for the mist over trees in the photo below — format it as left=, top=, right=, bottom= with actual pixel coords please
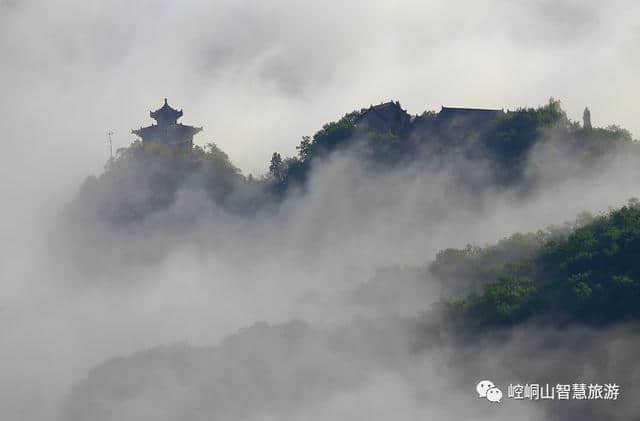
left=57, top=98, right=637, bottom=277
left=447, top=199, right=640, bottom=326
left=6, top=1, right=640, bottom=419
left=49, top=98, right=640, bottom=420
left=59, top=98, right=640, bottom=315
left=65, top=98, right=634, bottom=228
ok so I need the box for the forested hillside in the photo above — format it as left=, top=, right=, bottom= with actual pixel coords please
left=55, top=100, right=640, bottom=420
left=67, top=99, right=634, bottom=228
left=442, top=200, right=640, bottom=326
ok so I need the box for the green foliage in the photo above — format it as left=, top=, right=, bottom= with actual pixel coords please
left=430, top=233, right=547, bottom=296
left=445, top=200, right=640, bottom=326
left=73, top=99, right=639, bottom=228
left=296, top=110, right=364, bottom=161
left=269, top=152, right=284, bottom=181
left=273, top=98, right=637, bottom=194
left=602, top=125, right=633, bottom=143
left=486, top=98, right=569, bottom=159
left=73, top=140, right=246, bottom=225
left=470, top=276, right=538, bottom=324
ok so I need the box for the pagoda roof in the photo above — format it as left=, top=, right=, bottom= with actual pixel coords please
left=131, top=123, right=203, bottom=142
left=369, top=101, right=403, bottom=111
left=150, top=98, right=183, bottom=122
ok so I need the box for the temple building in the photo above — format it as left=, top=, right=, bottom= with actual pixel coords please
left=438, top=106, right=505, bottom=125
left=132, top=98, right=202, bottom=152
left=436, top=106, right=505, bottom=136
left=356, top=101, right=411, bottom=132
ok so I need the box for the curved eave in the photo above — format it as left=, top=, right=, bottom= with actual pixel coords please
left=150, top=109, right=183, bottom=121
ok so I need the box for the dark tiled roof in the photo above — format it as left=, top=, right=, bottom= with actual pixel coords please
left=150, top=98, right=183, bottom=122
left=440, top=106, right=504, bottom=114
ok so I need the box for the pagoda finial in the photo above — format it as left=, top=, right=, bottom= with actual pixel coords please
left=164, top=98, right=168, bottom=105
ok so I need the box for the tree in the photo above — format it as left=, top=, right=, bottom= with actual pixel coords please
left=269, top=152, right=284, bottom=181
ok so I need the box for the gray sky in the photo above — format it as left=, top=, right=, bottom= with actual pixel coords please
left=2, top=0, right=639, bottom=177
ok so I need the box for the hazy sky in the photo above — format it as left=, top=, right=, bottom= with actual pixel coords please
left=2, top=0, right=639, bottom=177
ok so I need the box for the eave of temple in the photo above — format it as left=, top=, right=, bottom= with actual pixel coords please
left=439, top=106, right=505, bottom=117
left=131, top=123, right=203, bottom=145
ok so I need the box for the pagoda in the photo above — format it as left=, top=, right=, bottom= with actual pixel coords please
left=132, top=98, right=203, bottom=152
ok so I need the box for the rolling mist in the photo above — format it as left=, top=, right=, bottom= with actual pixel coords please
left=3, top=126, right=639, bottom=420
left=2, top=1, right=640, bottom=420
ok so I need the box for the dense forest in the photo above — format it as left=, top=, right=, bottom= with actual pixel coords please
left=440, top=199, right=640, bottom=327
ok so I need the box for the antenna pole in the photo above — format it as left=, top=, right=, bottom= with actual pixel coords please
left=107, top=130, right=114, bottom=162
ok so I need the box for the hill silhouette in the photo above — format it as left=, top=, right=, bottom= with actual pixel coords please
left=67, top=98, right=634, bottom=227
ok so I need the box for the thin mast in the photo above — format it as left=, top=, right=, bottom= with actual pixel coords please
left=107, top=130, right=114, bottom=162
